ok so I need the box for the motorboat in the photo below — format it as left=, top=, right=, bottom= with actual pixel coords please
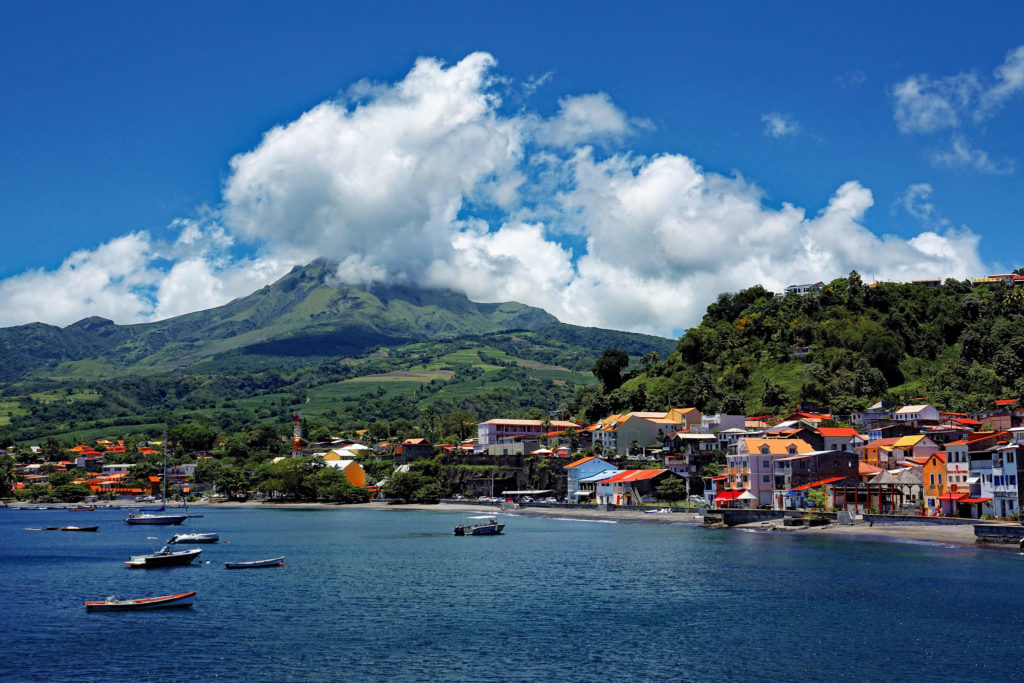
left=167, top=531, right=219, bottom=544
left=85, top=591, right=196, bottom=611
left=224, top=556, right=284, bottom=569
left=125, top=538, right=202, bottom=568
left=60, top=525, right=99, bottom=532
left=124, top=511, right=187, bottom=525
left=453, top=516, right=505, bottom=536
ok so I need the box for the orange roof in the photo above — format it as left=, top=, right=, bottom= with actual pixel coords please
left=859, top=462, right=884, bottom=475
left=600, top=469, right=668, bottom=483
left=565, top=456, right=599, bottom=469
left=818, top=427, right=860, bottom=438
left=402, top=438, right=429, bottom=445
left=742, top=438, right=814, bottom=455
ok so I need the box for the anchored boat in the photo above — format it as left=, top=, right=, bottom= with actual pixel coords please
left=85, top=591, right=196, bottom=611
left=453, top=517, right=506, bottom=536
left=224, top=556, right=284, bottom=569
left=125, top=538, right=203, bottom=568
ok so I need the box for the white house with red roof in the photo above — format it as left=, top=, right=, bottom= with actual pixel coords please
left=594, top=469, right=682, bottom=505
left=816, top=426, right=864, bottom=452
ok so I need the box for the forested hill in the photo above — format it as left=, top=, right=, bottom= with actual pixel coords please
left=571, top=272, right=1024, bottom=422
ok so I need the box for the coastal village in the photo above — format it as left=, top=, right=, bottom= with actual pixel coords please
left=5, top=396, right=1024, bottom=523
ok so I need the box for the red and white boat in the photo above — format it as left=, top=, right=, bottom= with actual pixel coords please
left=85, top=591, right=196, bottom=612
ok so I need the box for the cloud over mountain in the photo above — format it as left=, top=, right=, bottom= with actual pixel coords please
left=0, top=52, right=992, bottom=335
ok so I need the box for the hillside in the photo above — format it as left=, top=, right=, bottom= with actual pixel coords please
left=0, top=260, right=674, bottom=442
left=572, top=272, right=1024, bottom=422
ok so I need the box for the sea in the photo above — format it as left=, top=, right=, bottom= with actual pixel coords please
left=3, top=506, right=1024, bottom=682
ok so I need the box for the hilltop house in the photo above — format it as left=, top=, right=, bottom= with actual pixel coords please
left=894, top=404, right=941, bottom=426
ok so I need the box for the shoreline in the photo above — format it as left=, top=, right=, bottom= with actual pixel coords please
left=202, top=500, right=1004, bottom=547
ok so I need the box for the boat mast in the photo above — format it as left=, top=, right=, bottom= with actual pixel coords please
left=163, top=432, right=168, bottom=502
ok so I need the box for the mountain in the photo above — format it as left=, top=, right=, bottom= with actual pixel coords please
left=0, top=259, right=674, bottom=441
left=0, top=258, right=560, bottom=381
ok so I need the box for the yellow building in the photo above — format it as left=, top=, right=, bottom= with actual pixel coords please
left=323, top=454, right=366, bottom=487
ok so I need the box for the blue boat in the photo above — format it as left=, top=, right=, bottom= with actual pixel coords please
left=453, top=517, right=505, bottom=536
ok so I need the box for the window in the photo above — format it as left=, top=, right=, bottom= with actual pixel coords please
left=1009, top=453, right=1015, bottom=464
left=763, top=459, right=770, bottom=469
left=938, top=474, right=943, bottom=486
left=763, top=475, right=770, bottom=483
left=930, top=474, right=935, bottom=486
left=1011, top=475, right=1017, bottom=486
left=760, top=445, right=770, bottom=455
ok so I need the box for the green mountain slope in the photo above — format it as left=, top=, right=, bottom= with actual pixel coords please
left=572, top=272, right=1024, bottom=422
left=0, top=260, right=673, bottom=441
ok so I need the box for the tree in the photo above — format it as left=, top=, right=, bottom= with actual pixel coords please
left=805, top=486, right=829, bottom=517
left=170, top=422, right=219, bottom=453
left=382, top=471, right=430, bottom=502
left=0, top=455, right=15, bottom=496
left=656, top=477, right=688, bottom=503
left=591, top=349, right=630, bottom=393
left=761, top=378, right=788, bottom=412
left=565, top=428, right=580, bottom=454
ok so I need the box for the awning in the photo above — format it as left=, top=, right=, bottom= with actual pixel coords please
left=713, top=490, right=744, bottom=502
left=937, top=493, right=965, bottom=502
left=501, top=490, right=552, bottom=495
left=960, top=497, right=992, bottom=504
left=783, top=491, right=802, bottom=497
left=737, top=491, right=757, bottom=501
left=571, top=491, right=593, bottom=497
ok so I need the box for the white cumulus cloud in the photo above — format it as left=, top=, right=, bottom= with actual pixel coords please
left=761, top=112, right=801, bottom=138
left=0, top=52, right=997, bottom=336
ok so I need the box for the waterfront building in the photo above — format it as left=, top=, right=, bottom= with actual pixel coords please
left=772, top=450, right=859, bottom=509
left=593, top=469, right=682, bottom=505
left=730, top=438, right=813, bottom=507
left=564, top=456, right=616, bottom=502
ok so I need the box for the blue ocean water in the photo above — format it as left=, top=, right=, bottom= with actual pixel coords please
left=2, top=506, right=1023, bottom=682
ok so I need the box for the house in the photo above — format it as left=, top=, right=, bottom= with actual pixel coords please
left=476, top=419, right=581, bottom=448
left=593, top=469, right=683, bottom=505
left=784, top=281, right=824, bottom=295
left=564, top=456, right=616, bottom=502
left=698, top=413, right=746, bottom=433
left=729, top=438, right=814, bottom=506
left=922, top=452, right=948, bottom=516
left=396, top=438, right=434, bottom=463
left=101, top=463, right=134, bottom=475
left=593, top=412, right=681, bottom=456
left=816, top=427, right=864, bottom=453
left=893, top=404, right=941, bottom=426
left=772, top=450, right=859, bottom=509
left=890, top=434, right=939, bottom=463
left=323, top=456, right=366, bottom=487
left=664, top=407, right=704, bottom=429
left=850, top=400, right=896, bottom=428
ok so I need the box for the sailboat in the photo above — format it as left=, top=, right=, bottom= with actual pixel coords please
left=125, top=437, right=187, bottom=526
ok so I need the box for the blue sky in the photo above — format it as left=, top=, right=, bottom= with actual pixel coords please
left=1, top=1, right=1022, bottom=335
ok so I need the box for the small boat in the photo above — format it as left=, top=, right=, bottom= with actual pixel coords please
left=224, top=556, right=284, bottom=569
left=61, top=525, right=99, bottom=532
left=125, top=538, right=202, bottom=568
left=25, top=527, right=61, bottom=531
left=453, top=517, right=506, bottom=536
left=125, top=512, right=187, bottom=525
left=643, top=508, right=672, bottom=514
left=68, top=506, right=96, bottom=511
left=167, top=531, right=219, bottom=544
left=85, top=591, right=196, bottom=612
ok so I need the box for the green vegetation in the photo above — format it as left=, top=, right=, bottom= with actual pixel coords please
left=572, top=272, right=1024, bottom=421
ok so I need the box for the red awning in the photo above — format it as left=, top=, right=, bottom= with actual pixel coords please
left=713, top=490, right=744, bottom=502
left=937, top=493, right=965, bottom=502
left=791, top=477, right=846, bottom=491
left=960, top=497, right=992, bottom=504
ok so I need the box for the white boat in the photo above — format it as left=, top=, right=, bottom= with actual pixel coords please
left=224, top=556, right=284, bottom=569
left=85, top=591, right=196, bottom=611
left=168, top=531, right=219, bottom=544
left=125, top=438, right=187, bottom=525
left=125, top=538, right=203, bottom=568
